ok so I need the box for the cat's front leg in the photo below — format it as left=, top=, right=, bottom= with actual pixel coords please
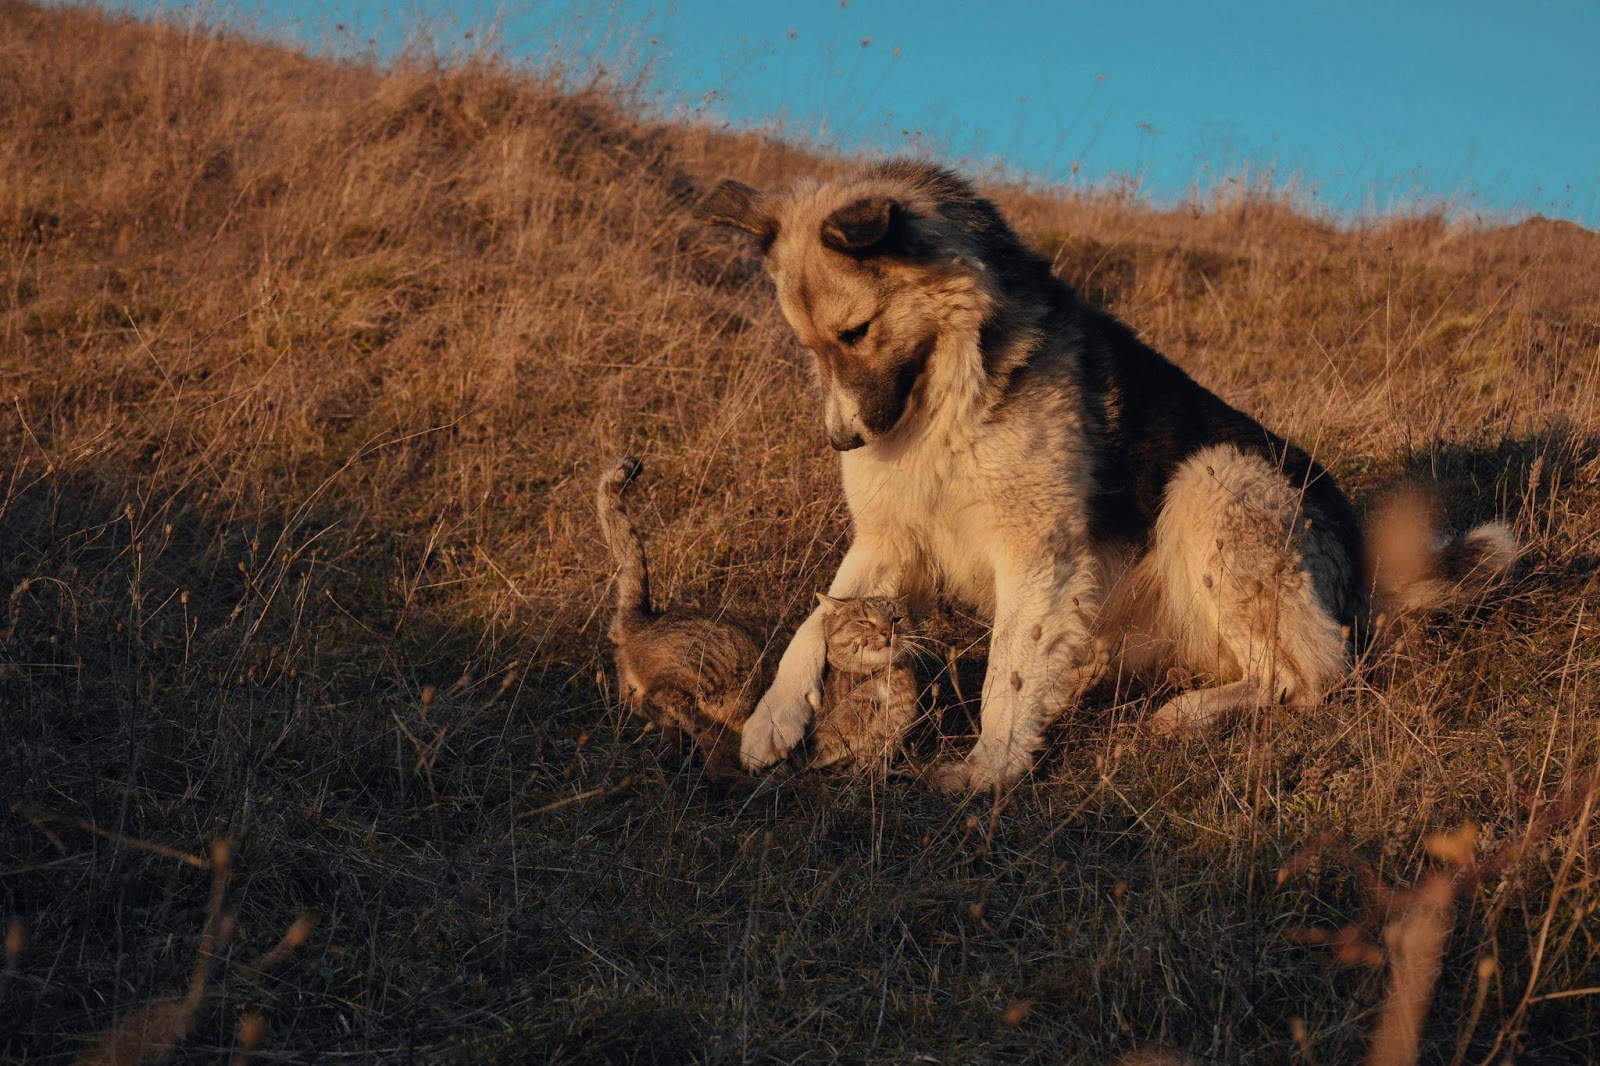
left=741, top=537, right=900, bottom=772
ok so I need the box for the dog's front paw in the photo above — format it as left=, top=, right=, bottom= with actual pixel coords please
left=739, top=680, right=816, bottom=772
left=738, top=712, right=793, bottom=771
left=929, top=752, right=1025, bottom=795
left=929, top=758, right=979, bottom=795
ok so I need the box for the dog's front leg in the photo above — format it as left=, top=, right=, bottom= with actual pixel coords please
left=740, top=538, right=901, bottom=772
left=931, top=557, right=1095, bottom=793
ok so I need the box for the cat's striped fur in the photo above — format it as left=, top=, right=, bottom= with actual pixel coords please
left=596, top=457, right=761, bottom=777
left=805, top=594, right=919, bottom=771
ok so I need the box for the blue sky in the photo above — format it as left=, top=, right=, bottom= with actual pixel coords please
left=130, top=0, right=1600, bottom=225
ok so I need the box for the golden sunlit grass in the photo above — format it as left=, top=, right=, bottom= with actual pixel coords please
left=2, top=1, right=1598, bottom=1061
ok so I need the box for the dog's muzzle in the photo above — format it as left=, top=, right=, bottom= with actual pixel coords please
left=824, top=388, right=872, bottom=452
left=828, top=427, right=866, bottom=451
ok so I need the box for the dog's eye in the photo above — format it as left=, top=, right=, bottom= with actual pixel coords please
left=837, top=321, right=871, bottom=345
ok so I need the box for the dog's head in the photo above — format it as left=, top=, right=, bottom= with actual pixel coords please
left=699, top=161, right=1007, bottom=450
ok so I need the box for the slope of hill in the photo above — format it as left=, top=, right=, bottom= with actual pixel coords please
left=3, top=2, right=1598, bottom=1061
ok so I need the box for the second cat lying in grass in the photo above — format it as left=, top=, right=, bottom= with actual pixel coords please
left=596, top=456, right=761, bottom=778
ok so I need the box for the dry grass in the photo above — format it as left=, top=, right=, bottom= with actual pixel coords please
left=3, top=1, right=1599, bottom=1061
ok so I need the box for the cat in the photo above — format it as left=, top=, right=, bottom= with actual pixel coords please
left=595, top=456, right=762, bottom=778
left=805, top=593, right=922, bottom=771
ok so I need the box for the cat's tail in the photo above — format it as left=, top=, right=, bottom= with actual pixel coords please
left=1365, top=484, right=1519, bottom=618
left=596, top=456, right=653, bottom=641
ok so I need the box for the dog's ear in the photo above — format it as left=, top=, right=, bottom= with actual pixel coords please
left=820, top=196, right=901, bottom=254
left=697, top=180, right=778, bottom=244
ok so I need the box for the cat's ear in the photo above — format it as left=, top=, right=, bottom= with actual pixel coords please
left=815, top=592, right=845, bottom=612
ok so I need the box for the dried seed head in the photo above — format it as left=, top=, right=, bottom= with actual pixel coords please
left=1298, top=762, right=1326, bottom=794
left=1423, top=821, right=1480, bottom=867
left=211, top=839, right=231, bottom=870
left=284, top=916, right=313, bottom=949
left=238, top=1012, right=266, bottom=1049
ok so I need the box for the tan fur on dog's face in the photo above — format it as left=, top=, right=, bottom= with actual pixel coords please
left=699, top=168, right=992, bottom=450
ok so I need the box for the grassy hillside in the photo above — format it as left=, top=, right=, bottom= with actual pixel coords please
left=3, top=1, right=1598, bottom=1060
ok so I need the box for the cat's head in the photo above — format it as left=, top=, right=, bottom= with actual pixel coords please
left=816, top=593, right=911, bottom=672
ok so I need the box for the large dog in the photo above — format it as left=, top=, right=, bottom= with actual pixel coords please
left=699, top=160, right=1514, bottom=792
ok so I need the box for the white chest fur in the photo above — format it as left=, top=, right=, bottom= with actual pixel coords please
left=840, top=422, right=1000, bottom=616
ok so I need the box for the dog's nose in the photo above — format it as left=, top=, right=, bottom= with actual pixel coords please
left=828, top=428, right=866, bottom=451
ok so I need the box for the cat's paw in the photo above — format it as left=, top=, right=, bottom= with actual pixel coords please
left=739, top=681, right=816, bottom=771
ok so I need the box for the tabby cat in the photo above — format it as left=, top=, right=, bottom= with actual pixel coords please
left=596, top=456, right=761, bottom=777
left=806, top=593, right=921, bottom=771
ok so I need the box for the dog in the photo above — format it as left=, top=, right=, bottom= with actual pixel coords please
left=698, top=159, right=1515, bottom=793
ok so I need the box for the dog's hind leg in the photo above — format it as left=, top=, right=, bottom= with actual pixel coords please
left=1144, top=444, right=1351, bottom=737
left=1149, top=680, right=1262, bottom=735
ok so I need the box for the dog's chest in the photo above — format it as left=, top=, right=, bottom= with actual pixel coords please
left=844, top=434, right=1000, bottom=612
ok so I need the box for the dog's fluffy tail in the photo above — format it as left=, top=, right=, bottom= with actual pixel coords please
left=1365, top=485, right=1518, bottom=616
left=596, top=456, right=653, bottom=642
